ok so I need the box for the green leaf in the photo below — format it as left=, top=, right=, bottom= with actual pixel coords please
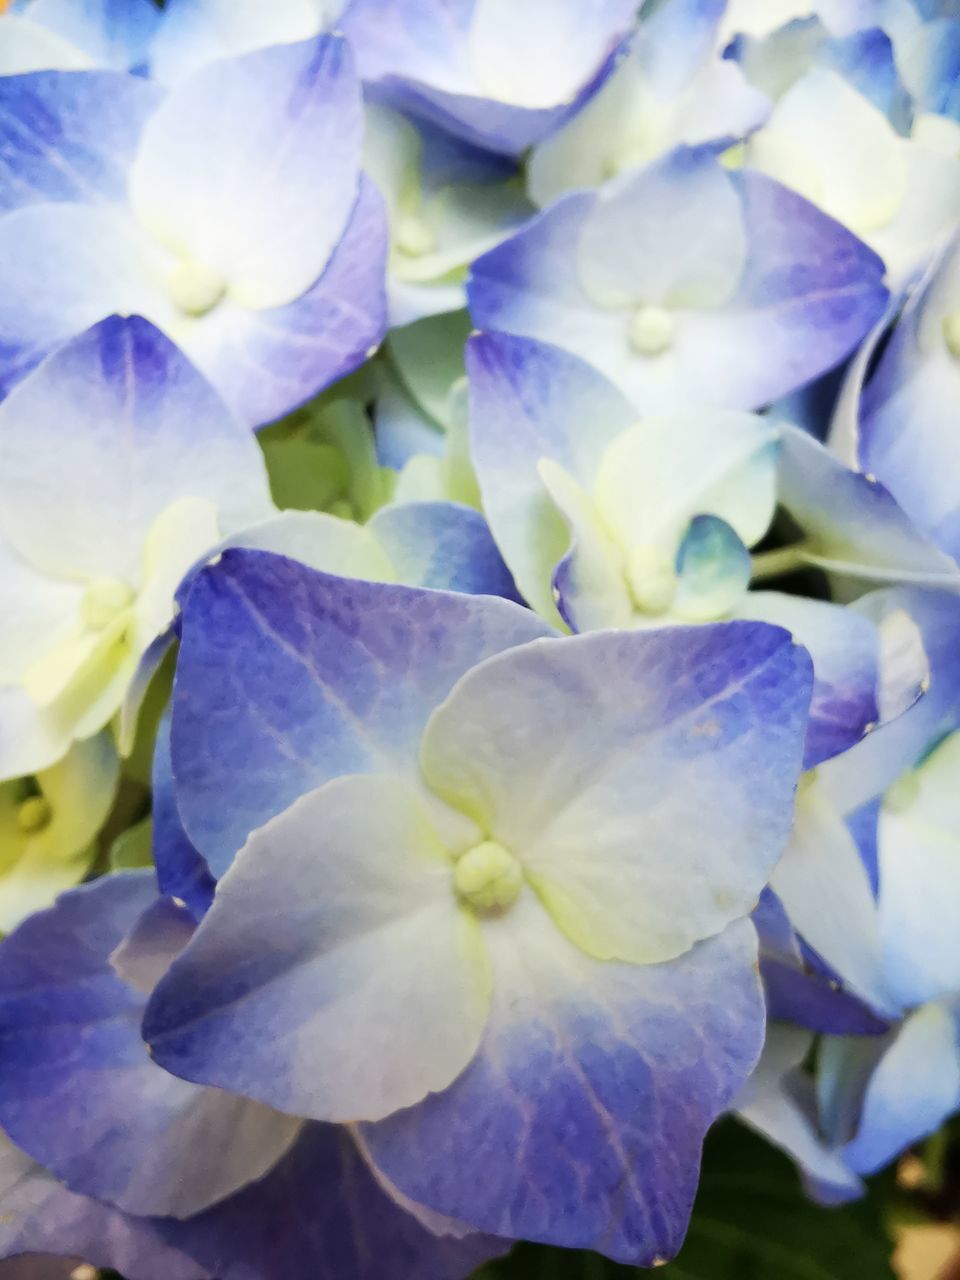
left=109, top=817, right=153, bottom=871
left=473, top=1121, right=897, bottom=1279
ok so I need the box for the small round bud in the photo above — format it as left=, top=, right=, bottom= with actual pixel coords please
left=454, top=840, right=523, bottom=914
left=166, top=259, right=226, bottom=317
left=17, top=795, right=52, bottom=833
left=629, top=305, right=675, bottom=357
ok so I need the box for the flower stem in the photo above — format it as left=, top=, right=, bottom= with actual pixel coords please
left=750, top=542, right=811, bottom=582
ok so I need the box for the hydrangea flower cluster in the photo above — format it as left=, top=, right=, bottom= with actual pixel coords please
left=0, top=0, right=959, bottom=1276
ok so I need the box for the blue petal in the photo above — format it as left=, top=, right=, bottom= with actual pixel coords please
left=817, top=589, right=960, bottom=812
left=420, top=621, right=812, bottom=966
left=0, top=152, right=387, bottom=426
left=0, top=314, right=271, bottom=583
left=723, top=170, right=889, bottom=404
left=846, top=797, right=880, bottom=895
left=859, top=237, right=960, bottom=562
left=898, top=18, right=960, bottom=120
left=153, top=710, right=215, bottom=920
left=763, top=957, right=891, bottom=1035
left=0, top=872, right=300, bottom=1216
left=361, top=901, right=764, bottom=1264
left=776, top=424, right=960, bottom=586
left=158, top=1124, right=506, bottom=1280
left=843, top=1004, right=960, bottom=1174
left=341, top=0, right=635, bottom=155
left=146, top=774, right=490, bottom=1124
left=735, top=593, right=879, bottom=769
left=0, top=69, right=162, bottom=212
left=736, top=1027, right=864, bottom=1206
left=469, top=159, right=888, bottom=411
left=369, top=501, right=522, bottom=600
left=639, top=0, right=728, bottom=94
left=0, top=1123, right=504, bottom=1280
left=130, top=35, right=363, bottom=312
left=171, top=549, right=553, bottom=878
left=0, top=1129, right=201, bottom=1279
left=22, top=0, right=161, bottom=72
left=181, top=175, right=389, bottom=426
left=820, top=28, right=909, bottom=123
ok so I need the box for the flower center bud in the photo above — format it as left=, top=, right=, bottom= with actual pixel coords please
left=629, top=305, right=675, bottom=357
left=454, top=840, right=523, bottom=914
left=80, top=578, right=135, bottom=631
left=625, top=545, right=676, bottom=615
left=395, top=214, right=436, bottom=258
left=943, top=311, right=960, bottom=360
left=17, top=795, right=52, bottom=833
left=166, top=259, right=227, bottom=317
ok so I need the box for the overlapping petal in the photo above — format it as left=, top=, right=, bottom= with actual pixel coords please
left=170, top=551, right=553, bottom=877
left=0, top=872, right=301, bottom=1217
left=420, top=623, right=811, bottom=963
left=361, top=898, right=764, bottom=1263
left=130, top=35, right=361, bottom=311
left=146, top=775, right=489, bottom=1122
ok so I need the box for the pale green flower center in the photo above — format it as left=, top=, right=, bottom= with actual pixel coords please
left=454, top=840, right=523, bottom=914
left=166, top=258, right=227, bottom=317
left=943, top=311, right=960, bottom=360
left=395, top=214, right=436, bottom=258
left=80, top=578, right=135, bottom=632
left=629, top=305, right=675, bottom=356
left=16, top=795, right=51, bottom=834
left=625, top=545, right=676, bottom=615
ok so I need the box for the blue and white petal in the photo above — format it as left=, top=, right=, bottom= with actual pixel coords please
left=0, top=317, right=271, bottom=584
left=528, top=0, right=770, bottom=206
left=768, top=779, right=893, bottom=1014
left=842, top=1004, right=960, bottom=1174
left=149, top=0, right=342, bottom=85
left=341, top=0, right=637, bottom=155
left=0, top=1130, right=200, bottom=1280
left=130, top=35, right=362, bottom=311
left=0, top=872, right=301, bottom=1217
left=736, top=1027, right=864, bottom=1204
left=171, top=551, right=553, bottom=878
left=153, top=711, right=216, bottom=921
left=467, top=332, right=637, bottom=624
left=776, top=425, right=960, bottom=587
left=817, top=589, right=960, bottom=814
left=420, top=623, right=811, bottom=964
left=859, top=234, right=960, bottom=562
left=176, top=176, right=389, bottom=427
left=369, top=501, right=521, bottom=599
left=876, top=734, right=960, bottom=1009
left=0, top=70, right=162, bottom=212
left=0, top=16, right=92, bottom=74
left=17, top=0, right=159, bottom=71
left=733, top=593, right=881, bottom=768
left=158, top=1124, right=505, bottom=1280
left=469, top=153, right=888, bottom=412
left=361, top=898, right=763, bottom=1264
left=146, top=775, right=489, bottom=1123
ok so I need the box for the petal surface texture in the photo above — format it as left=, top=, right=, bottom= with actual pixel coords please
left=421, top=624, right=812, bottom=964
